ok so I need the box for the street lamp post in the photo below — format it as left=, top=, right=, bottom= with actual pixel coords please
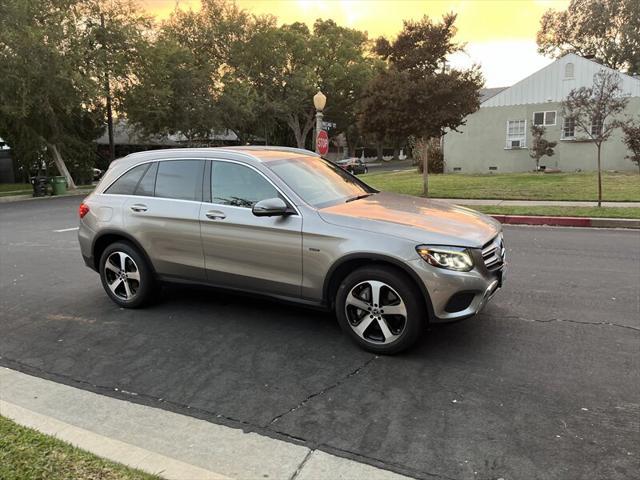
left=313, top=90, right=326, bottom=153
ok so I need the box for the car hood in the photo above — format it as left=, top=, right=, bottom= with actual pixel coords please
left=318, top=192, right=501, bottom=248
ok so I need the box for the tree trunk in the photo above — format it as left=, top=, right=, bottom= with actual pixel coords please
left=105, top=78, right=115, bottom=161
left=376, top=141, right=383, bottom=161
left=596, top=144, right=602, bottom=207
left=101, top=14, right=115, bottom=162
left=49, top=143, right=77, bottom=189
left=422, top=138, right=429, bottom=197
left=286, top=112, right=314, bottom=149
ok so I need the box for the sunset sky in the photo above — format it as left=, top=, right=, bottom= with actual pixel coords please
left=140, top=0, right=570, bottom=87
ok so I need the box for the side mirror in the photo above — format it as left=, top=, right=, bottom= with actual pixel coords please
left=252, top=197, right=291, bottom=217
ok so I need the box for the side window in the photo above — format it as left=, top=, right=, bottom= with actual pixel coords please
left=134, top=162, right=157, bottom=196
left=211, top=161, right=279, bottom=208
left=105, top=164, right=148, bottom=195
left=155, top=160, right=204, bottom=201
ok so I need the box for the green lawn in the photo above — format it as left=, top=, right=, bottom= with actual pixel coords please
left=0, top=183, right=31, bottom=195
left=471, top=205, right=640, bottom=219
left=361, top=170, right=640, bottom=202
left=0, top=416, right=160, bottom=480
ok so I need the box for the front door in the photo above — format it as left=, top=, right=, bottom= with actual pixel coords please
left=200, top=160, right=303, bottom=298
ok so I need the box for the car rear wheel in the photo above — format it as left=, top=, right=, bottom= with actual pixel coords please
left=336, top=266, right=425, bottom=354
left=99, top=241, right=155, bottom=308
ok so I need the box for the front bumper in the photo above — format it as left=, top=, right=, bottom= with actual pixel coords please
left=408, top=246, right=505, bottom=323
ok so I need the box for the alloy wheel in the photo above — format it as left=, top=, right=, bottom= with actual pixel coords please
left=344, top=280, right=407, bottom=345
left=104, top=251, right=140, bottom=301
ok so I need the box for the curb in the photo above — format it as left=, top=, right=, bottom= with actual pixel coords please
left=491, top=215, right=640, bottom=229
left=1, top=400, right=228, bottom=480
left=1, top=367, right=413, bottom=480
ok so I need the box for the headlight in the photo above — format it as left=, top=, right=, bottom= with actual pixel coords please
left=416, top=245, right=474, bottom=272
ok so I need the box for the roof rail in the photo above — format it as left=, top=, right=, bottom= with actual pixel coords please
left=225, top=145, right=321, bottom=157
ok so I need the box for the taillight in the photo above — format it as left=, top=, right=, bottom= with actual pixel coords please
left=79, top=202, right=90, bottom=218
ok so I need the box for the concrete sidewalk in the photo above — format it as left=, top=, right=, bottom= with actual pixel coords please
left=439, top=198, right=640, bottom=208
left=0, top=367, right=412, bottom=480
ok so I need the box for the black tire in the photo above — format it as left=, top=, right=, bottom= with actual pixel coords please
left=335, top=265, right=425, bottom=354
left=99, top=241, right=155, bottom=308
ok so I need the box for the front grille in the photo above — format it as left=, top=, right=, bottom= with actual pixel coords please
left=482, top=234, right=505, bottom=271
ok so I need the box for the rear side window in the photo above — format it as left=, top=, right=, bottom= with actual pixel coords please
left=211, top=161, right=279, bottom=208
left=105, top=164, right=148, bottom=195
left=155, top=160, right=204, bottom=201
left=134, top=162, right=157, bottom=196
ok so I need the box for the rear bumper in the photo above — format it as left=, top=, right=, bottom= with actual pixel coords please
left=83, top=254, right=97, bottom=271
left=78, top=220, right=97, bottom=271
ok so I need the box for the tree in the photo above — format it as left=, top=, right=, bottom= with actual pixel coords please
left=310, top=19, right=379, bottom=155
left=561, top=70, right=629, bottom=206
left=620, top=120, right=640, bottom=174
left=529, top=125, right=557, bottom=171
left=231, top=18, right=376, bottom=149
left=80, top=0, right=152, bottom=161
left=537, top=0, right=640, bottom=75
left=123, top=36, right=218, bottom=145
left=0, top=0, right=104, bottom=188
left=124, top=0, right=257, bottom=146
left=359, top=14, right=483, bottom=196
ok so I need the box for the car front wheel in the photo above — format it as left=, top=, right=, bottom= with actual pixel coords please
left=99, top=241, right=155, bottom=308
left=336, top=266, right=425, bottom=354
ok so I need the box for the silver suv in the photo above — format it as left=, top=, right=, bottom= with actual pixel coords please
left=78, top=147, right=505, bottom=354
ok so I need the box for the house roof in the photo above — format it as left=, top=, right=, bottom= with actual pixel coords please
left=481, top=53, right=640, bottom=107
left=95, top=119, right=239, bottom=145
left=479, top=87, right=508, bottom=103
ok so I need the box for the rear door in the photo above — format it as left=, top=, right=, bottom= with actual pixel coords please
left=200, top=160, right=303, bottom=298
left=121, top=159, right=206, bottom=281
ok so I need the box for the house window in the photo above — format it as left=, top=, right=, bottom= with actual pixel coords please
left=565, top=62, right=574, bottom=79
left=591, top=116, right=603, bottom=137
left=506, top=120, right=526, bottom=149
left=533, top=111, right=556, bottom=126
left=562, top=117, right=576, bottom=139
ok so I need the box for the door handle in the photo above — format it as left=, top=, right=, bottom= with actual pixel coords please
left=130, top=204, right=148, bottom=212
left=205, top=210, right=226, bottom=220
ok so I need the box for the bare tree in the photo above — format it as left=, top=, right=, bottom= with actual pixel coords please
left=561, top=70, right=629, bottom=206
left=529, top=125, right=557, bottom=171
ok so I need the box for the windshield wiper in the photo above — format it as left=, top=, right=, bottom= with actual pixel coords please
left=345, top=193, right=373, bottom=203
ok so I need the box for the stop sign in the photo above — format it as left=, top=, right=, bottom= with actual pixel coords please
left=316, top=130, right=329, bottom=155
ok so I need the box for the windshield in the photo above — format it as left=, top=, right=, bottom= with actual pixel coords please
left=266, top=156, right=375, bottom=208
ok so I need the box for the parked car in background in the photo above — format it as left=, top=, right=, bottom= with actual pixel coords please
left=336, top=158, right=368, bottom=175
left=78, top=147, right=505, bottom=354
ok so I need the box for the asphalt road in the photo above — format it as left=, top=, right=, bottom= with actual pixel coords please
left=1, top=196, right=638, bottom=480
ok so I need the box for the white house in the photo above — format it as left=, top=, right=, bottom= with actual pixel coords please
left=443, top=54, right=640, bottom=173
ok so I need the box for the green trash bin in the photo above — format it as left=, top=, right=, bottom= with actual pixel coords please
left=50, top=176, right=67, bottom=195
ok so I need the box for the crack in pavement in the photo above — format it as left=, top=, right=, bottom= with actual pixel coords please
left=268, top=355, right=378, bottom=426
left=493, top=314, right=640, bottom=332
left=288, top=449, right=314, bottom=480
left=2, top=355, right=444, bottom=480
